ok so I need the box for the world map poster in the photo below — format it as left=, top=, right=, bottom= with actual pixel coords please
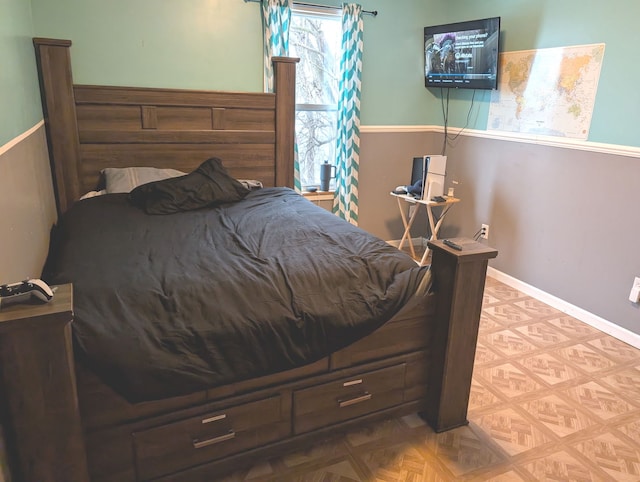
left=488, top=43, right=605, bottom=139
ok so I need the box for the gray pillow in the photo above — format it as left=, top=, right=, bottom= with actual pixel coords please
left=102, top=167, right=186, bottom=194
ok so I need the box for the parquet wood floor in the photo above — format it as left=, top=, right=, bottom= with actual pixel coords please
left=220, top=277, right=640, bottom=481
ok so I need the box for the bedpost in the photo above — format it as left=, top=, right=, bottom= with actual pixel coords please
left=33, top=38, right=82, bottom=215
left=272, top=56, right=299, bottom=189
left=423, top=238, right=498, bottom=432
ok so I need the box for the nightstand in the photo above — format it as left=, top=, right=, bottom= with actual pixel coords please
left=302, top=191, right=334, bottom=212
left=0, top=284, right=89, bottom=481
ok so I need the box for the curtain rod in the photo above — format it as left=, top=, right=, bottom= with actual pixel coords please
left=244, top=0, right=378, bottom=17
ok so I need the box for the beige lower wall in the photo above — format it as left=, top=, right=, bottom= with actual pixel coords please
left=358, top=127, right=640, bottom=336
left=358, top=130, right=439, bottom=241
left=0, top=123, right=56, bottom=284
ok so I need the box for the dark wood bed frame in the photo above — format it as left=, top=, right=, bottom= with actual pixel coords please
left=0, top=38, right=496, bottom=482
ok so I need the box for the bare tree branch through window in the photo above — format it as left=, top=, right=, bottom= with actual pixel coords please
left=290, top=10, right=341, bottom=188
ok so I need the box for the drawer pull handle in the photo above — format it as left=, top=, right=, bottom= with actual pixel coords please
left=343, top=379, right=363, bottom=387
left=192, top=430, right=235, bottom=449
left=201, top=414, right=226, bottom=424
left=338, top=392, right=372, bottom=408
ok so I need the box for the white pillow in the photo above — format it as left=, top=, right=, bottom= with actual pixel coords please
left=102, top=167, right=186, bottom=194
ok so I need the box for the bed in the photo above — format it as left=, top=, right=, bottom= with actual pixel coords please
left=11, top=38, right=497, bottom=481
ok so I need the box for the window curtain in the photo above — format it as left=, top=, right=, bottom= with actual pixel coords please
left=261, top=0, right=301, bottom=192
left=332, top=3, right=363, bottom=225
left=261, top=0, right=290, bottom=92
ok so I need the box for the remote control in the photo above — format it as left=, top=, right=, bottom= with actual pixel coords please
left=0, top=279, right=54, bottom=307
left=443, top=239, right=463, bottom=251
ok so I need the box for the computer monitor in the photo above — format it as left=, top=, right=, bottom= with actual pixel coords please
left=410, top=155, right=447, bottom=200
left=411, top=157, right=426, bottom=187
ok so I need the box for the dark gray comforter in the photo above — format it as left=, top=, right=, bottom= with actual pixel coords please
left=47, top=188, right=429, bottom=402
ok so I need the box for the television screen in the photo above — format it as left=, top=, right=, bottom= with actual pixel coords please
left=424, top=17, right=500, bottom=90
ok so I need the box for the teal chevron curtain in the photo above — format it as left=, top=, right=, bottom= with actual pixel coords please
left=261, top=0, right=291, bottom=92
left=261, top=0, right=301, bottom=191
left=332, top=3, right=363, bottom=225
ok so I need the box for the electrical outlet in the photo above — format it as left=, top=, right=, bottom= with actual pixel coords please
left=480, top=224, right=489, bottom=240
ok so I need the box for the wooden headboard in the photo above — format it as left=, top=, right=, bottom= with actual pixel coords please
left=33, top=38, right=298, bottom=214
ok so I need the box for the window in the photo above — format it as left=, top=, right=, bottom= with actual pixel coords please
left=289, top=6, right=341, bottom=189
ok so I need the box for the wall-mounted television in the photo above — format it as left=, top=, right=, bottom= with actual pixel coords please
left=424, top=17, right=500, bottom=90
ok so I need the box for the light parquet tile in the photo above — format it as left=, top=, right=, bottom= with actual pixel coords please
left=479, top=312, right=504, bottom=331
left=483, top=292, right=502, bottom=306
left=563, top=381, right=638, bottom=421
left=484, top=282, right=524, bottom=301
left=572, top=432, right=640, bottom=481
left=474, top=363, right=543, bottom=399
left=518, top=352, right=584, bottom=386
left=479, top=330, right=538, bottom=358
left=519, top=394, right=598, bottom=437
left=554, top=343, right=617, bottom=373
left=472, top=408, right=554, bottom=456
left=598, top=367, right=640, bottom=404
left=513, top=322, right=571, bottom=346
left=520, top=450, right=607, bottom=481
left=468, top=379, right=503, bottom=412
left=474, top=469, right=529, bottom=481
left=546, top=315, right=601, bottom=338
left=481, top=305, right=532, bottom=325
left=358, top=443, right=434, bottom=482
left=474, top=341, right=501, bottom=365
left=429, top=424, right=504, bottom=477
left=588, top=336, right=640, bottom=363
left=615, top=419, right=640, bottom=445
left=513, top=298, right=561, bottom=317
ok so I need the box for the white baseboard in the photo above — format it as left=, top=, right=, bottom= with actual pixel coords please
left=384, top=241, right=640, bottom=348
left=487, top=267, right=640, bottom=349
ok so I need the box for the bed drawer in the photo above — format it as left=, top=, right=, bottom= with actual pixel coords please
left=293, top=364, right=405, bottom=434
left=133, top=394, right=289, bottom=480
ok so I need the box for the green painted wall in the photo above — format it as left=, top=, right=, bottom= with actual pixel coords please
left=29, top=0, right=640, bottom=148
left=0, top=0, right=42, bottom=146
left=30, top=0, right=433, bottom=126
left=30, top=0, right=263, bottom=92
left=428, top=0, right=640, bottom=148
